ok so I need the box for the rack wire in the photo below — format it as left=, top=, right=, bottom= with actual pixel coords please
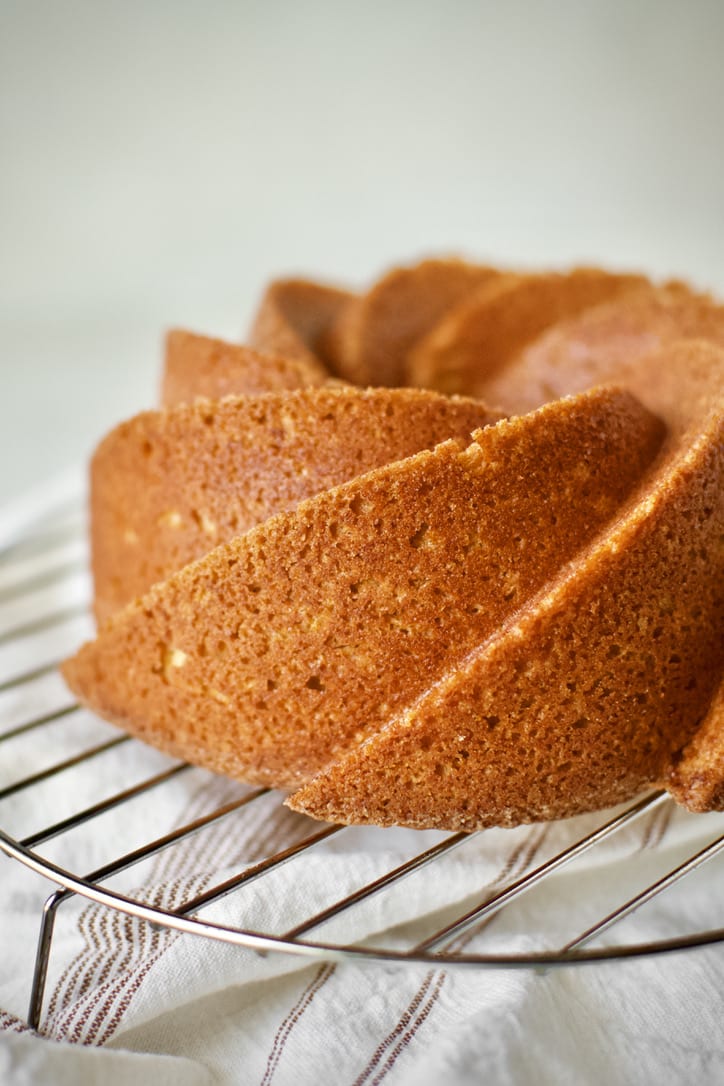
left=0, top=493, right=722, bottom=1036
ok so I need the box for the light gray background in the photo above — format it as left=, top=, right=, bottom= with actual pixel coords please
left=2, top=0, right=724, bottom=507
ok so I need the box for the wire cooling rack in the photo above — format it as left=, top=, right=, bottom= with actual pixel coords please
left=0, top=491, right=722, bottom=1034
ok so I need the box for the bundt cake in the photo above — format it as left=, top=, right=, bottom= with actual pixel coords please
left=62, top=257, right=724, bottom=831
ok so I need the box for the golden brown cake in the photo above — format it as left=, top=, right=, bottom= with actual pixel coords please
left=66, top=387, right=664, bottom=789
left=63, top=257, right=724, bottom=831
left=91, top=386, right=502, bottom=623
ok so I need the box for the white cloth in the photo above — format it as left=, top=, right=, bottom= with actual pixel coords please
left=1, top=477, right=723, bottom=1085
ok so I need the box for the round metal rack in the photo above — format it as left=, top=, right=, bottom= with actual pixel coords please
left=0, top=494, right=722, bottom=1034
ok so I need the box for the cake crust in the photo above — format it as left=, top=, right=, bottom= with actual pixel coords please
left=91, top=386, right=502, bottom=622
left=162, top=329, right=329, bottom=406
left=249, top=277, right=354, bottom=372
